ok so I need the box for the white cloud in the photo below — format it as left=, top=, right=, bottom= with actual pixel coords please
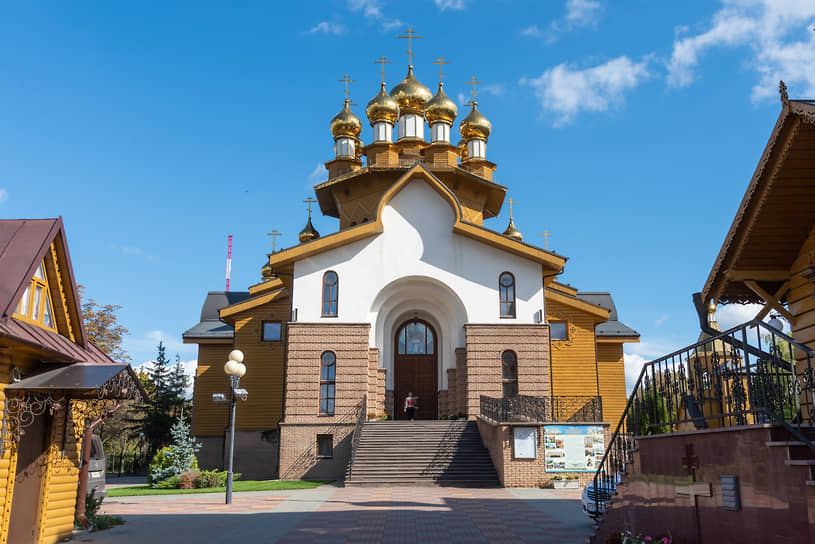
left=347, top=0, right=402, bottom=31
left=434, top=0, right=468, bottom=10
left=308, top=163, right=325, bottom=185
left=623, top=352, right=647, bottom=393
left=565, top=0, right=602, bottom=26
left=481, top=83, right=505, bottom=96
left=121, top=246, right=142, bottom=255
left=307, top=21, right=345, bottom=35
left=654, top=314, right=669, bottom=327
left=530, top=0, right=603, bottom=42
left=623, top=340, right=683, bottom=393
left=457, top=92, right=469, bottom=106
left=0, top=189, right=7, bottom=204
left=667, top=0, right=815, bottom=101
left=136, top=358, right=198, bottom=399
left=521, top=56, right=651, bottom=126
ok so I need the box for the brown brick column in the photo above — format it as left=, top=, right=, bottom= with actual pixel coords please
left=464, top=324, right=550, bottom=418
left=455, top=348, right=467, bottom=417
left=279, top=323, right=370, bottom=480
left=446, top=368, right=458, bottom=417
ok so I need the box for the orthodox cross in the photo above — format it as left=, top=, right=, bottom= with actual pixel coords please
left=432, top=57, right=450, bottom=84
left=539, top=230, right=552, bottom=249
left=374, top=56, right=391, bottom=84
left=303, top=197, right=317, bottom=218
left=398, top=28, right=422, bottom=65
left=338, top=74, right=355, bottom=101
left=466, top=76, right=482, bottom=100
left=507, top=197, right=516, bottom=220
left=266, top=230, right=281, bottom=253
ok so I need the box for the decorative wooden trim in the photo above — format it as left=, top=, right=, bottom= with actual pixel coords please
left=550, top=322, right=577, bottom=350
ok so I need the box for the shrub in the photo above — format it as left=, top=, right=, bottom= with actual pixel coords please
left=194, top=469, right=240, bottom=488
left=539, top=479, right=555, bottom=489
left=178, top=471, right=199, bottom=489
left=440, top=415, right=449, bottom=420
left=154, top=476, right=180, bottom=489
left=79, top=489, right=125, bottom=532
left=148, top=418, right=200, bottom=487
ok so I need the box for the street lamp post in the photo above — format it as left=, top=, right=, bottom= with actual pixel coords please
left=223, top=349, right=247, bottom=505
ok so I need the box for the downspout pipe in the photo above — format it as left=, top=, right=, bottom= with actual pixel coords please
left=76, top=401, right=124, bottom=528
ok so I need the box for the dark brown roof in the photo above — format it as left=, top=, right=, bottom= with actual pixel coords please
left=5, top=363, right=146, bottom=400
left=0, top=218, right=61, bottom=319
left=0, top=318, right=113, bottom=364
left=701, top=100, right=815, bottom=304
left=0, top=216, right=94, bottom=358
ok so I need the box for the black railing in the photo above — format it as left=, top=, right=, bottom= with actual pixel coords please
left=591, top=319, right=815, bottom=519
left=480, top=394, right=602, bottom=423
left=344, top=394, right=367, bottom=480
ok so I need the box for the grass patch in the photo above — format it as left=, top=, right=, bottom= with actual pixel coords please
left=108, top=480, right=329, bottom=497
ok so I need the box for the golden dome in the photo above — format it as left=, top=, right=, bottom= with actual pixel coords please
left=503, top=217, right=522, bottom=241
left=390, top=66, right=432, bottom=115
left=460, top=101, right=491, bottom=141
left=298, top=216, right=320, bottom=243
left=366, top=82, right=400, bottom=125
left=261, top=260, right=273, bottom=280
left=425, top=82, right=457, bottom=125
left=330, top=99, right=362, bottom=139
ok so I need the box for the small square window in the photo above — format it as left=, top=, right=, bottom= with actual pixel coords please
left=550, top=322, right=568, bottom=341
left=262, top=321, right=282, bottom=341
left=317, top=434, right=333, bottom=459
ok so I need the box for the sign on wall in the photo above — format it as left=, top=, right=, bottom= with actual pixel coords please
left=513, top=427, right=537, bottom=459
left=544, top=425, right=604, bottom=472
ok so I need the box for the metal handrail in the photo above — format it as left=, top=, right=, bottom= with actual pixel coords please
left=345, top=394, right=367, bottom=480
left=590, top=319, right=815, bottom=519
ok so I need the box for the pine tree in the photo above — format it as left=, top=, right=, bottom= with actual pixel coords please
left=149, top=417, right=201, bottom=485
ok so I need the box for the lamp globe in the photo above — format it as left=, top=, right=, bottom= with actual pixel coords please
left=228, top=349, right=245, bottom=363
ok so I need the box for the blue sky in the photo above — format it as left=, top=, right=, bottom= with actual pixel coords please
left=2, top=1, right=814, bottom=386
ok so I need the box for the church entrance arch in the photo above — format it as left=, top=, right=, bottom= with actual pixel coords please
left=394, top=319, right=437, bottom=420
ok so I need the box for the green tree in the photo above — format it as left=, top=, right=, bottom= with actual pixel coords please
left=130, top=342, right=188, bottom=456
left=148, top=417, right=200, bottom=486
left=77, top=285, right=130, bottom=362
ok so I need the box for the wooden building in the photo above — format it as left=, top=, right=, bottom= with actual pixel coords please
left=0, top=218, right=141, bottom=544
left=185, top=47, right=638, bottom=485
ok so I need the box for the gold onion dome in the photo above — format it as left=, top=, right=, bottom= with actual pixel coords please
left=298, top=216, right=320, bottom=243
left=425, top=82, right=457, bottom=125
left=390, top=66, right=432, bottom=115
left=503, top=217, right=522, bottom=241
left=366, top=82, right=400, bottom=125
left=460, top=102, right=491, bottom=141
left=697, top=302, right=726, bottom=353
left=330, top=99, right=362, bottom=139
left=261, top=260, right=273, bottom=280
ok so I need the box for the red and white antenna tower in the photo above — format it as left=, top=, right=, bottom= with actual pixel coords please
left=225, top=235, right=233, bottom=291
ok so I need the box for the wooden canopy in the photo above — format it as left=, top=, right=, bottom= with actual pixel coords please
left=701, top=99, right=815, bottom=306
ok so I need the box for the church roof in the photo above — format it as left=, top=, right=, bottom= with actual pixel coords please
left=271, top=163, right=566, bottom=272
left=576, top=292, right=640, bottom=338
left=182, top=291, right=251, bottom=341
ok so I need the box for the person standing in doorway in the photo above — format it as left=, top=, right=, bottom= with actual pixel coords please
left=404, top=392, right=416, bottom=421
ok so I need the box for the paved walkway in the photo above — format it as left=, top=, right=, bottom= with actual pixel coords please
left=78, top=484, right=593, bottom=543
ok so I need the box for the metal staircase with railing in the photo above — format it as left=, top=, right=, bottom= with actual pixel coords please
left=589, top=318, right=815, bottom=522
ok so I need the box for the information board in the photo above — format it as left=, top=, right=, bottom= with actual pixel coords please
left=543, top=425, right=605, bottom=472
left=513, top=427, right=537, bottom=459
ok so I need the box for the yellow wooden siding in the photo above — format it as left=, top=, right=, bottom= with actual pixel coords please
left=789, top=224, right=815, bottom=357
left=0, top=353, right=16, bottom=544
left=192, top=344, right=233, bottom=436
left=547, top=299, right=600, bottom=401
left=195, top=296, right=290, bottom=434
left=596, top=343, right=627, bottom=426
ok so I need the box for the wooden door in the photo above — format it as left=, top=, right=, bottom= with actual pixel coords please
left=394, top=320, right=438, bottom=420
left=8, top=408, right=49, bottom=544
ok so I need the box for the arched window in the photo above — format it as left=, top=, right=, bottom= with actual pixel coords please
left=320, top=351, right=336, bottom=415
left=499, top=272, right=516, bottom=318
left=502, top=350, right=518, bottom=398
left=397, top=321, right=435, bottom=355
left=322, top=271, right=338, bottom=317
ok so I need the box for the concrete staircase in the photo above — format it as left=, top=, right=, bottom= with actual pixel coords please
left=345, top=420, right=499, bottom=486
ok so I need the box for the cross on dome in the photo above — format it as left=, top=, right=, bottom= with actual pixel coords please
left=266, top=230, right=281, bottom=253
left=432, top=57, right=450, bottom=84
left=397, top=28, right=423, bottom=67
left=303, top=197, right=317, bottom=217
left=466, top=76, right=482, bottom=100
left=374, top=56, right=391, bottom=84
left=338, top=74, right=355, bottom=103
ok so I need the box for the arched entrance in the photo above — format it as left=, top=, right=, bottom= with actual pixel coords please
left=394, top=319, right=437, bottom=420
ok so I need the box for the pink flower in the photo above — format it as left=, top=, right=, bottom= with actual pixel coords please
left=662, top=539, right=670, bottom=544
left=644, top=538, right=652, bottom=542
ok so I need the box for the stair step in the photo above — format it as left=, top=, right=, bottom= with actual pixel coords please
left=784, top=459, right=815, bottom=466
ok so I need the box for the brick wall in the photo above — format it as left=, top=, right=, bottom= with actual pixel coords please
left=455, top=348, right=467, bottom=417
left=447, top=368, right=458, bottom=417
left=477, top=417, right=610, bottom=488
left=279, top=323, right=370, bottom=480
left=464, top=324, right=551, bottom=418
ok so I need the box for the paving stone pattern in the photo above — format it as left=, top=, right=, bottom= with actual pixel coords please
left=84, top=484, right=591, bottom=544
